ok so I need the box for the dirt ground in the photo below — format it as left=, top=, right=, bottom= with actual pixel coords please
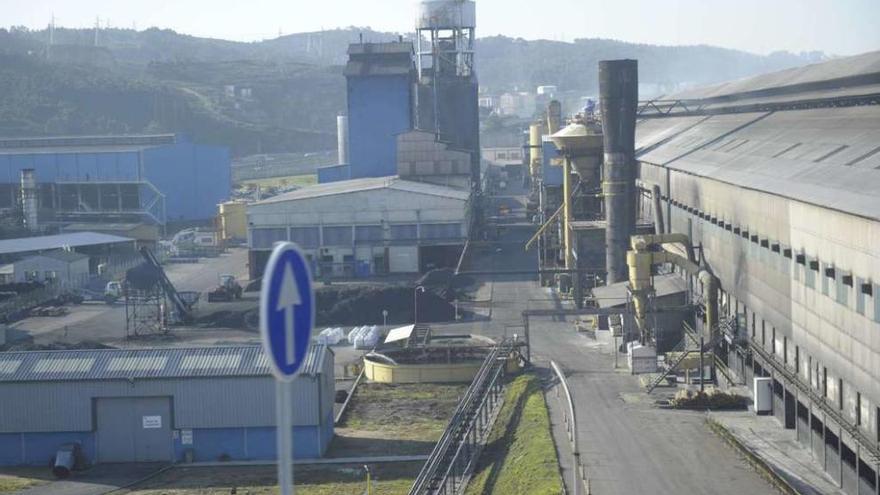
left=330, top=382, right=468, bottom=457
left=122, top=463, right=421, bottom=495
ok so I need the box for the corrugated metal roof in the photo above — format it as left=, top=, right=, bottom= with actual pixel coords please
left=592, top=274, right=688, bottom=308
left=667, top=51, right=880, bottom=101
left=0, top=344, right=330, bottom=383
left=636, top=105, right=880, bottom=221
left=253, top=176, right=470, bottom=205
left=0, top=134, right=176, bottom=152
left=0, top=232, right=134, bottom=256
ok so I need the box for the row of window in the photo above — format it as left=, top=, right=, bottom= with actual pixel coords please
left=250, top=223, right=463, bottom=250
left=669, top=198, right=880, bottom=323
left=670, top=200, right=879, bottom=440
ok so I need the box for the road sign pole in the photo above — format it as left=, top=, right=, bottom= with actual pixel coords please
left=276, top=380, right=294, bottom=495
left=261, top=242, right=314, bottom=495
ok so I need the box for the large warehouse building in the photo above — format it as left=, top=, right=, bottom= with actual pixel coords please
left=636, top=51, right=880, bottom=494
left=247, top=176, right=470, bottom=279
left=0, top=134, right=230, bottom=225
left=0, top=345, right=334, bottom=465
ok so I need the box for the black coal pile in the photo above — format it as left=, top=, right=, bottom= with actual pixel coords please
left=126, top=263, right=161, bottom=291
left=416, top=269, right=476, bottom=299
left=317, top=285, right=456, bottom=325
left=0, top=282, right=45, bottom=301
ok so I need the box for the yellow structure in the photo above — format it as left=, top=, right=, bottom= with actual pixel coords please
left=364, top=357, right=482, bottom=384
left=218, top=200, right=248, bottom=241
left=549, top=123, right=604, bottom=277
left=626, top=233, right=717, bottom=341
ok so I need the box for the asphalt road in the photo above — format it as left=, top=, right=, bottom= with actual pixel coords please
left=434, top=185, right=773, bottom=495
left=8, top=248, right=251, bottom=347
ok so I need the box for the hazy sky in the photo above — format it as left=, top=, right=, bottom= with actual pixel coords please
left=2, top=0, right=878, bottom=56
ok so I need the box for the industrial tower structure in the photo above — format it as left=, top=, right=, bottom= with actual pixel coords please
left=415, top=0, right=482, bottom=190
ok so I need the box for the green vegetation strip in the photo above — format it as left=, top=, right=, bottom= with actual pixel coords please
left=465, top=374, right=563, bottom=495
left=125, top=463, right=421, bottom=495
left=0, top=468, right=52, bottom=493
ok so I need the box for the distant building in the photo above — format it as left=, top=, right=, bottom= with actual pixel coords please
left=7, top=250, right=90, bottom=287
left=247, top=176, right=470, bottom=279
left=0, top=232, right=136, bottom=267
left=0, top=134, right=230, bottom=225
left=0, top=345, right=335, bottom=465
left=319, top=42, right=415, bottom=183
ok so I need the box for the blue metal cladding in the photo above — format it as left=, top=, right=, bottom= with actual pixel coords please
left=0, top=152, right=140, bottom=183
left=0, top=138, right=229, bottom=221
left=542, top=140, right=563, bottom=186
left=317, top=164, right=352, bottom=184
left=142, top=141, right=230, bottom=221
left=0, top=424, right=330, bottom=465
left=347, top=75, right=412, bottom=180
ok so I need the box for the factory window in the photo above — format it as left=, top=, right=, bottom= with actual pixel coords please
left=821, top=263, right=831, bottom=296
left=836, top=272, right=849, bottom=306
left=355, top=225, right=384, bottom=243
left=421, top=223, right=462, bottom=240
left=804, top=257, right=816, bottom=288
left=290, top=227, right=320, bottom=249
left=322, top=226, right=353, bottom=246
left=251, top=228, right=287, bottom=249
left=856, top=277, right=866, bottom=315
left=390, top=224, right=418, bottom=241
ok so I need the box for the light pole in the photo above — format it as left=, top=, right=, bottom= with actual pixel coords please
left=413, top=286, right=426, bottom=324
left=382, top=309, right=388, bottom=327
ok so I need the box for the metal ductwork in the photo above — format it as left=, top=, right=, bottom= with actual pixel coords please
left=652, top=184, right=665, bottom=235
left=20, top=168, right=38, bottom=232
left=599, top=59, right=638, bottom=284
left=627, top=234, right=717, bottom=343
left=336, top=115, right=349, bottom=165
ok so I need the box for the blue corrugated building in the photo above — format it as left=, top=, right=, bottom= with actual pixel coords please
left=0, top=134, right=230, bottom=224
left=0, top=345, right=334, bottom=465
left=319, top=42, right=414, bottom=183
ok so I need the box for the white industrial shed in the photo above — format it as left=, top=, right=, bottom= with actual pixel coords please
left=246, top=176, right=471, bottom=279
left=0, top=344, right=334, bottom=465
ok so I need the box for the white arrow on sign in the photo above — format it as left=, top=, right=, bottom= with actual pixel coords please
left=276, top=262, right=302, bottom=366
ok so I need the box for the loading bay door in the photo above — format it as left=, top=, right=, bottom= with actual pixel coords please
left=96, top=397, right=172, bottom=462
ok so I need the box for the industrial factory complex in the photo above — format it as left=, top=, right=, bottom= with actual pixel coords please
left=0, top=1, right=879, bottom=494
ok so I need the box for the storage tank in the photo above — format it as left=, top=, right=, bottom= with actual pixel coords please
left=529, top=122, right=544, bottom=179
left=337, top=114, right=349, bottom=165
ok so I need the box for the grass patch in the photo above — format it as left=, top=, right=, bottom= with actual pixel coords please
left=330, top=382, right=467, bottom=457
left=125, top=462, right=420, bottom=495
left=237, top=174, right=317, bottom=189
left=465, top=374, right=563, bottom=495
left=0, top=468, right=53, bottom=493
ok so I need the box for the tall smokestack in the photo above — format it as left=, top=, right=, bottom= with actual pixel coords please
left=20, top=169, right=39, bottom=232
left=599, top=59, right=638, bottom=284
left=337, top=114, right=349, bottom=165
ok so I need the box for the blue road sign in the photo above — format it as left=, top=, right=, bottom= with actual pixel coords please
left=260, top=242, right=315, bottom=382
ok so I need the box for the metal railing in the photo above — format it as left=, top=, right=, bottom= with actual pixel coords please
left=749, top=341, right=880, bottom=465
left=409, top=339, right=513, bottom=495
left=551, top=361, right=590, bottom=495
